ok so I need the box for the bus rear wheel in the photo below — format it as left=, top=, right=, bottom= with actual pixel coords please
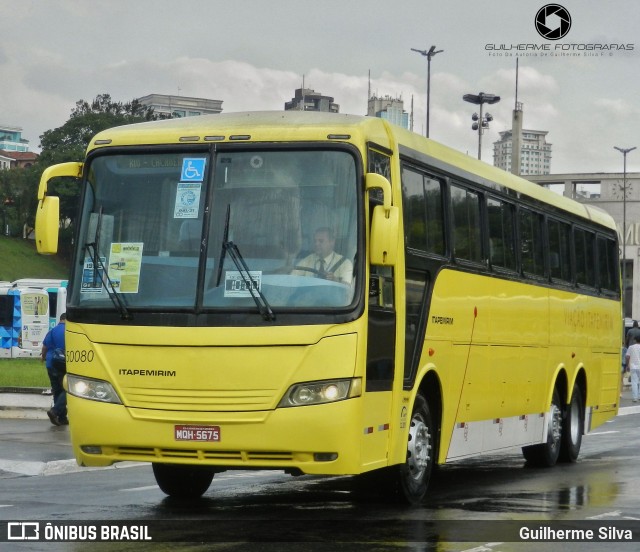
left=559, top=383, right=584, bottom=463
left=152, top=463, right=215, bottom=498
left=522, top=387, right=562, bottom=467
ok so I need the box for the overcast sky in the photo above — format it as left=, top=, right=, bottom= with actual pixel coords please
left=2, top=0, right=638, bottom=173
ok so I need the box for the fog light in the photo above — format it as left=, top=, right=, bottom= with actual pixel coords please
left=313, top=453, right=338, bottom=462
left=81, top=446, right=103, bottom=455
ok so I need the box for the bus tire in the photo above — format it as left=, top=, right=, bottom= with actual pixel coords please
left=522, top=387, right=562, bottom=467
left=559, top=383, right=584, bottom=463
left=395, top=393, right=434, bottom=504
left=152, top=463, right=214, bottom=498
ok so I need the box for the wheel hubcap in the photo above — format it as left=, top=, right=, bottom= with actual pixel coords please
left=407, top=414, right=431, bottom=480
left=568, top=398, right=580, bottom=443
left=549, top=402, right=562, bottom=446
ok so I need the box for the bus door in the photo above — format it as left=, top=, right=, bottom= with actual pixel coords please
left=14, top=289, right=49, bottom=358
left=362, top=264, right=396, bottom=467
left=400, top=166, right=447, bottom=382
left=361, top=149, right=397, bottom=468
left=0, top=287, right=13, bottom=359
left=47, top=286, right=68, bottom=329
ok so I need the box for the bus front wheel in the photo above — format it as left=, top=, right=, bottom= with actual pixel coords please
left=396, top=393, right=434, bottom=504
left=152, top=463, right=215, bottom=498
left=522, top=387, right=562, bottom=467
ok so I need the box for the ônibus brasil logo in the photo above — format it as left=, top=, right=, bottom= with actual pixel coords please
left=535, top=4, right=572, bottom=40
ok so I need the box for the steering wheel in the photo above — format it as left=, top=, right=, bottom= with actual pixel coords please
left=292, top=265, right=324, bottom=277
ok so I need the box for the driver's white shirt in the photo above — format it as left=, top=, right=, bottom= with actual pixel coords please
left=293, top=252, right=353, bottom=283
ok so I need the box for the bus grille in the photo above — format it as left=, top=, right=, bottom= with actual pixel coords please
left=114, top=446, right=294, bottom=463
left=121, top=387, right=278, bottom=411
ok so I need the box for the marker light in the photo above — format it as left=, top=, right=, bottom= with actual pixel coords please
left=67, top=375, right=122, bottom=404
left=278, top=378, right=361, bottom=408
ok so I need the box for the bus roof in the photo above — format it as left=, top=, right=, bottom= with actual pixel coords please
left=89, top=111, right=616, bottom=232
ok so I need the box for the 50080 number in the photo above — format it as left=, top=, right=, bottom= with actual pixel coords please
left=66, top=350, right=95, bottom=363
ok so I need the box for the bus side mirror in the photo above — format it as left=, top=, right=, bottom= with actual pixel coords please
left=35, top=162, right=83, bottom=255
left=365, top=173, right=399, bottom=266
left=35, top=196, right=60, bottom=254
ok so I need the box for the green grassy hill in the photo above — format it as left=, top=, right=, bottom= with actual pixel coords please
left=0, top=236, right=70, bottom=282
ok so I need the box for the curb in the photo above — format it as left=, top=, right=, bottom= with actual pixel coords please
left=0, top=387, right=50, bottom=394
left=0, top=408, right=48, bottom=420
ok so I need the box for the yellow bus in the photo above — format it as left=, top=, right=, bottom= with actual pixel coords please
left=36, top=111, right=621, bottom=504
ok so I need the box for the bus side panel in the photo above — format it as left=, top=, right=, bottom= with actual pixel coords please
left=359, top=390, right=393, bottom=470
left=549, top=289, right=620, bottom=427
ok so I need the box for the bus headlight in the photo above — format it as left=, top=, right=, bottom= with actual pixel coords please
left=278, top=378, right=361, bottom=408
left=67, top=375, right=122, bottom=404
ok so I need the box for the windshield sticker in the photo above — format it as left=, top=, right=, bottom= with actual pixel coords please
left=224, top=271, right=262, bottom=298
left=108, top=243, right=144, bottom=293
left=181, top=158, right=206, bottom=182
left=81, top=256, right=106, bottom=293
left=174, top=182, right=202, bottom=219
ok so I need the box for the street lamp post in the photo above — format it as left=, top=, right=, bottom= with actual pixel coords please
left=463, top=92, right=501, bottom=160
left=411, top=46, right=443, bottom=138
left=614, top=145, right=637, bottom=318
left=2, top=197, right=14, bottom=237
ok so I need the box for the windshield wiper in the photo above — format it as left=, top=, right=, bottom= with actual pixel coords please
left=214, top=204, right=231, bottom=288
left=85, top=207, right=133, bottom=321
left=214, top=205, right=275, bottom=321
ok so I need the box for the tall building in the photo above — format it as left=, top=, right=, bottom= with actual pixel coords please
left=367, top=95, right=409, bottom=129
left=0, top=125, right=30, bottom=153
left=136, top=94, right=223, bottom=118
left=284, top=88, right=339, bottom=113
left=493, top=129, right=552, bottom=175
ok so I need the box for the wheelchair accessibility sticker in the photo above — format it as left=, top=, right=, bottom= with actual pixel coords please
left=181, top=158, right=206, bottom=182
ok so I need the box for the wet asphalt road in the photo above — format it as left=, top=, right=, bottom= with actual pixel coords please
left=1, top=411, right=639, bottom=551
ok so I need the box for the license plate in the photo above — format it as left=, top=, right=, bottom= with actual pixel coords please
left=174, top=425, right=221, bottom=442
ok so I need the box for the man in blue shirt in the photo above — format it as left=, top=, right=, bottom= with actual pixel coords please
left=41, top=313, right=68, bottom=425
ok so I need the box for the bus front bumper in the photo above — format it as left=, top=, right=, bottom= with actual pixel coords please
left=68, top=394, right=364, bottom=475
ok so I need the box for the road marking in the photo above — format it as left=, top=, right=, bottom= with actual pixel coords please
left=120, top=485, right=158, bottom=492
left=459, top=544, right=504, bottom=552
left=588, top=510, right=640, bottom=520
left=589, top=430, right=619, bottom=435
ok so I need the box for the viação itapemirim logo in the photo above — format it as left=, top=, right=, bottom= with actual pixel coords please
left=535, top=4, right=572, bottom=40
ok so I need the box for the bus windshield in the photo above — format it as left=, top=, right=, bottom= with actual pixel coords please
left=70, top=149, right=359, bottom=315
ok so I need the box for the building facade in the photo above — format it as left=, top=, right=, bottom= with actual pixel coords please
left=367, top=95, right=409, bottom=129
left=494, top=129, right=552, bottom=175
left=136, top=94, right=223, bottom=118
left=529, top=172, right=640, bottom=320
left=284, top=88, right=339, bottom=113
left=0, top=151, right=38, bottom=169
left=0, top=125, right=30, bottom=153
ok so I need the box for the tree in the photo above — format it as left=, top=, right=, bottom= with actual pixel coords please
left=27, top=94, right=166, bottom=258
left=37, top=94, right=159, bottom=167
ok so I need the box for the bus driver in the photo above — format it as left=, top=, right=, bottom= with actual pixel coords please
left=292, top=227, right=352, bottom=284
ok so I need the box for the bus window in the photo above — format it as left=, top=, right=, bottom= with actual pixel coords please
left=401, top=166, right=445, bottom=257
left=597, top=235, right=619, bottom=293
left=368, top=148, right=391, bottom=180
left=404, top=269, right=429, bottom=379
left=487, top=198, right=516, bottom=272
left=575, top=228, right=596, bottom=287
left=205, top=150, right=358, bottom=309
left=548, top=218, right=572, bottom=283
left=450, top=184, right=482, bottom=264
left=519, top=208, right=545, bottom=277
